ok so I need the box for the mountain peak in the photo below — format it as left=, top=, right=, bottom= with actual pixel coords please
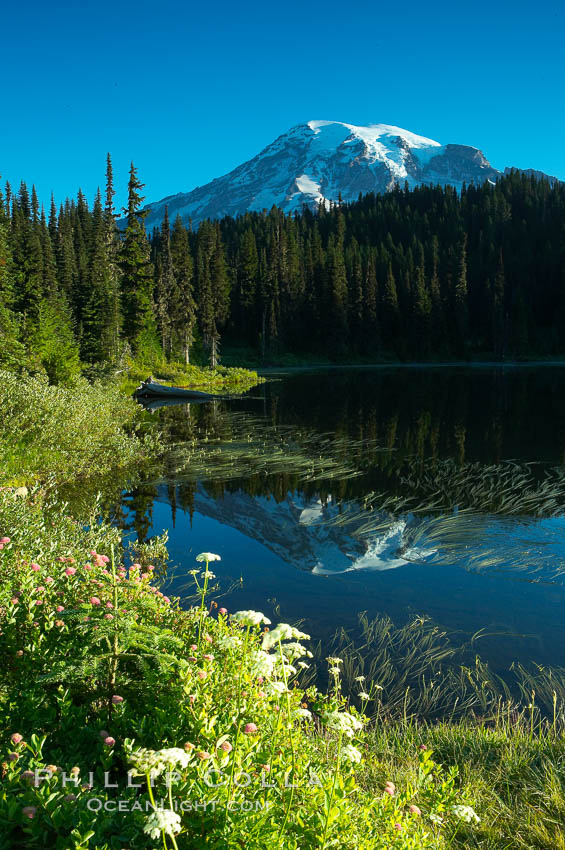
left=306, top=119, right=442, bottom=149
left=140, top=121, right=502, bottom=230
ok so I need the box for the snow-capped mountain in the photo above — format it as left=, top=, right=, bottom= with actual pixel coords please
left=141, top=120, right=551, bottom=229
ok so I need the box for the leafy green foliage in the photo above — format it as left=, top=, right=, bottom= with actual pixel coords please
left=0, top=369, right=159, bottom=488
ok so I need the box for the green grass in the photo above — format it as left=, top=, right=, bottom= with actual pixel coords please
left=365, top=717, right=565, bottom=849
left=120, top=356, right=264, bottom=395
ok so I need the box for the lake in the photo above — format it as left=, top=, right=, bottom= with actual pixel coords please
left=120, top=366, right=565, bottom=692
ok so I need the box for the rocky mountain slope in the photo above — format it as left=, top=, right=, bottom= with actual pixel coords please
left=141, top=120, right=557, bottom=229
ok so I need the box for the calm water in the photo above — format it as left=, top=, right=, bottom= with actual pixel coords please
left=121, top=366, right=565, bottom=674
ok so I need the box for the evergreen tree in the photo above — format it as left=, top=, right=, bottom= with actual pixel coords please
left=170, top=215, right=196, bottom=364
left=0, top=186, right=25, bottom=367
left=492, top=250, right=506, bottom=358
left=82, top=191, right=117, bottom=362
left=40, top=206, right=58, bottom=295
left=235, top=228, right=258, bottom=341
left=103, top=153, right=122, bottom=358
left=120, top=163, right=155, bottom=354
left=328, top=211, right=349, bottom=353
left=381, top=262, right=400, bottom=351
left=363, top=250, right=379, bottom=352
left=32, top=294, right=81, bottom=383
left=453, top=236, right=469, bottom=356
left=195, top=223, right=216, bottom=360
left=155, top=206, right=176, bottom=355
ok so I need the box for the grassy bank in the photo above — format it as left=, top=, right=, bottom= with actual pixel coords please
left=119, top=357, right=264, bottom=396
left=365, top=717, right=565, bottom=849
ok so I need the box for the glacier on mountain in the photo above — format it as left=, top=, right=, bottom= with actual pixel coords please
left=140, top=119, right=554, bottom=230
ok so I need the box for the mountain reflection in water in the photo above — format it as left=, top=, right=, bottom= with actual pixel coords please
left=122, top=366, right=565, bottom=671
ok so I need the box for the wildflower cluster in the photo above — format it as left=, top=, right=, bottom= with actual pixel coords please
left=0, top=509, right=478, bottom=849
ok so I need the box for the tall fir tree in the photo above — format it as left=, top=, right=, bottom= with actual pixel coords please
left=120, top=162, right=155, bottom=354
left=453, top=235, right=469, bottom=355
left=170, top=214, right=196, bottom=364
left=155, top=206, right=176, bottom=355
left=103, top=153, right=122, bottom=358
left=0, top=185, right=25, bottom=367
left=81, top=191, right=118, bottom=362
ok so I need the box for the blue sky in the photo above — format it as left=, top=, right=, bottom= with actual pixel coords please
left=2, top=0, right=564, bottom=210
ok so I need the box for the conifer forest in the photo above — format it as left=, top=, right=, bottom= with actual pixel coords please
left=1, top=158, right=564, bottom=380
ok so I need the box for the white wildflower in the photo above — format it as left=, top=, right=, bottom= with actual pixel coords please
left=196, top=553, right=221, bottom=562
left=232, top=610, right=271, bottom=627
left=188, top=569, right=199, bottom=576
left=144, top=807, right=182, bottom=839
left=279, top=641, right=311, bottom=660
left=188, top=604, right=208, bottom=616
left=200, top=570, right=216, bottom=579
left=266, top=681, right=288, bottom=696
left=354, top=675, right=365, bottom=682
left=321, top=710, right=363, bottom=738
left=157, top=748, right=192, bottom=770
left=297, top=661, right=310, bottom=669
left=276, top=660, right=297, bottom=677
left=297, top=708, right=312, bottom=719
left=452, top=805, right=480, bottom=824
left=429, top=813, right=444, bottom=825
left=261, top=623, right=309, bottom=650
left=128, top=747, right=162, bottom=774
left=358, top=692, right=371, bottom=700
left=248, top=649, right=276, bottom=678
left=216, top=634, right=242, bottom=651
left=128, top=746, right=191, bottom=776
left=326, top=656, right=343, bottom=665
left=341, top=744, right=362, bottom=763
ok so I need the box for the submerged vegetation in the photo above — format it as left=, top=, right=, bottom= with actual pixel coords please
left=312, top=612, right=565, bottom=725
left=163, top=410, right=372, bottom=486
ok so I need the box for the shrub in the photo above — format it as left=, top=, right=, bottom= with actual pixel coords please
left=0, top=369, right=159, bottom=488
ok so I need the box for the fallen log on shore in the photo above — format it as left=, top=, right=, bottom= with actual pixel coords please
left=133, top=376, right=222, bottom=401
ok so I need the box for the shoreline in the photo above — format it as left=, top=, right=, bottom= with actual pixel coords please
left=256, top=359, right=565, bottom=375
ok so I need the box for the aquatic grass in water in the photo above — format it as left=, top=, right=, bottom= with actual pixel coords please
left=379, top=457, right=565, bottom=517
left=304, top=611, right=565, bottom=727
left=161, top=411, right=377, bottom=485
